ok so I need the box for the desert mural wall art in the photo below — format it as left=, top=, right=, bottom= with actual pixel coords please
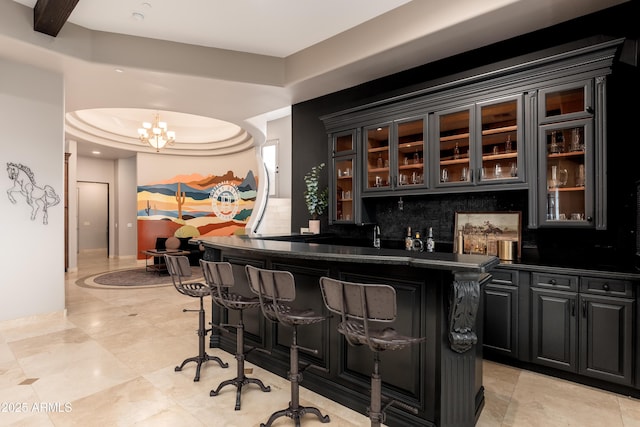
left=136, top=152, right=259, bottom=258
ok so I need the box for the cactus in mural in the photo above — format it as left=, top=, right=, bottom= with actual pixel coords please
left=175, top=182, right=186, bottom=220
left=145, top=200, right=151, bottom=216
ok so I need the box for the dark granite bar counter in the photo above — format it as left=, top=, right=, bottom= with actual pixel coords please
left=195, top=235, right=498, bottom=427
left=197, top=235, right=498, bottom=272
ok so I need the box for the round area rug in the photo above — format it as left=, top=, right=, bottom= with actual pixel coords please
left=76, top=266, right=203, bottom=289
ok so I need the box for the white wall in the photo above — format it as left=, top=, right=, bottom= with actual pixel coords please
left=267, top=115, right=292, bottom=198
left=115, top=156, right=138, bottom=257
left=255, top=115, right=292, bottom=235
left=66, top=141, right=78, bottom=271
left=0, top=59, right=65, bottom=321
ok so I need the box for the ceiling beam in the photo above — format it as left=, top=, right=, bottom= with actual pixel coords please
left=34, top=0, right=80, bottom=37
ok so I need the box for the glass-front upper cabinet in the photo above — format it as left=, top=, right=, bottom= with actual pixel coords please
left=539, top=119, right=593, bottom=227
left=333, top=131, right=356, bottom=155
left=478, top=97, right=522, bottom=183
left=364, top=118, right=426, bottom=192
left=535, top=78, right=601, bottom=228
left=396, top=118, right=426, bottom=188
left=539, top=80, right=592, bottom=124
left=365, top=124, right=391, bottom=190
left=330, top=129, right=358, bottom=224
left=436, top=95, right=522, bottom=187
left=334, top=156, right=354, bottom=222
left=436, top=106, right=472, bottom=185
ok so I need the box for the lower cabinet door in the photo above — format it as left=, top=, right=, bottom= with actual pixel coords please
left=579, top=294, right=634, bottom=385
left=531, top=288, right=577, bottom=372
left=483, top=283, right=518, bottom=358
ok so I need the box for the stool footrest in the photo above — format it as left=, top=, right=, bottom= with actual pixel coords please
left=299, top=362, right=329, bottom=374
left=382, top=396, right=419, bottom=415
left=294, top=344, right=318, bottom=355
left=210, top=323, right=230, bottom=333
left=250, top=347, right=272, bottom=356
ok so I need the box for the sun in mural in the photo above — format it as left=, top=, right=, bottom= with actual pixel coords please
left=209, top=182, right=240, bottom=220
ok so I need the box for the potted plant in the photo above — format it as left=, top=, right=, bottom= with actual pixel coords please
left=303, top=162, right=328, bottom=234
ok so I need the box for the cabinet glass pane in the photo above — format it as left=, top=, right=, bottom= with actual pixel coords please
left=480, top=100, right=519, bottom=181
left=545, top=126, right=586, bottom=223
left=335, top=133, right=353, bottom=153
left=335, top=158, right=353, bottom=221
left=397, top=119, right=424, bottom=186
left=439, top=110, right=470, bottom=183
left=366, top=126, right=390, bottom=189
left=545, top=87, right=585, bottom=118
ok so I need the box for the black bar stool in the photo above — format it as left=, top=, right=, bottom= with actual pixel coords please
left=165, top=254, right=228, bottom=382
left=200, top=260, right=271, bottom=410
left=246, top=265, right=331, bottom=427
left=319, top=277, right=425, bottom=427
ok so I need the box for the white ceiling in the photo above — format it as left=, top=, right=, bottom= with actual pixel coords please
left=2, top=0, right=628, bottom=159
left=14, top=0, right=414, bottom=58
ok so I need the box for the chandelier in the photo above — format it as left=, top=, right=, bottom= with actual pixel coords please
left=138, top=113, right=176, bottom=152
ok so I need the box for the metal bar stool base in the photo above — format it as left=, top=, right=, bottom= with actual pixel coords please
left=261, top=405, right=330, bottom=427
left=210, top=353, right=271, bottom=410
left=175, top=298, right=229, bottom=382
left=261, top=336, right=330, bottom=427
left=209, top=314, right=271, bottom=410
left=175, top=353, right=228, bottom=382
left=210, top=374, right=271, bottom=411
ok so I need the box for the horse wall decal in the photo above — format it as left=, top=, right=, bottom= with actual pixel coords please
left=6, top=162, right=60, bottom=225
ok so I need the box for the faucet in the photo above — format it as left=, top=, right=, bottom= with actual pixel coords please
left=373, top=225, right=381, bottom=249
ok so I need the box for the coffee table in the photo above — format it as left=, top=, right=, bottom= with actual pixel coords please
left=141, top=249, right=190, bottom=274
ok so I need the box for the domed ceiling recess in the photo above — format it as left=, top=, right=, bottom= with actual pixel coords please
left=65, top=108, right=253, bottom=157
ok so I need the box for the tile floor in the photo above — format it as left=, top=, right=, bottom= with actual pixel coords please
left=0, top=250, right=639, bottom=426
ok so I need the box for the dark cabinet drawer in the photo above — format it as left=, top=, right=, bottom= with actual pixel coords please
left=580, top=277, right=633, bottom=297
left=531, top=272, right=578, bottom=291
left=491, top=269, right=518, bottom=286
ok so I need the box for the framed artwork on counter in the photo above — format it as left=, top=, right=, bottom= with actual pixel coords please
left=454, top=211, right=521, bottom=258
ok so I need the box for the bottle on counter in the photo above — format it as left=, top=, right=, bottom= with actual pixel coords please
left=456, top=231, right=464, bottom=254
left=412, top=230, right=424, bottom=252
left=373, top=225, right=381, bottom=249
left=426, top=227, right=435, bottom=252
left=405, top=227, right=413, bottom=251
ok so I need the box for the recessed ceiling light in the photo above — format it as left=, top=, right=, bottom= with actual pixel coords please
left=92, top=151, right=101, bottom=155
left=132, top=12, right=144, bottom=21
left=114, top=68, right=123, bottom=73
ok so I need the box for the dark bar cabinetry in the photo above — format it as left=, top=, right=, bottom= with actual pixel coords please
left=484, top=264, right=639, bottom=394
left=198, top=235, right=497, bottom=427
left=322, top=37, right=624, bottom=231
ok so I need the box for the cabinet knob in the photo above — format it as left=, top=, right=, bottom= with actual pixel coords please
left=602, top=282, right=610, bottom=291
left=587, top=216, right=593, bottom=222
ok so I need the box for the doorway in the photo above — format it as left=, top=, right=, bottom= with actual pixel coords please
left=77, top=181, right=109, bottom=255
